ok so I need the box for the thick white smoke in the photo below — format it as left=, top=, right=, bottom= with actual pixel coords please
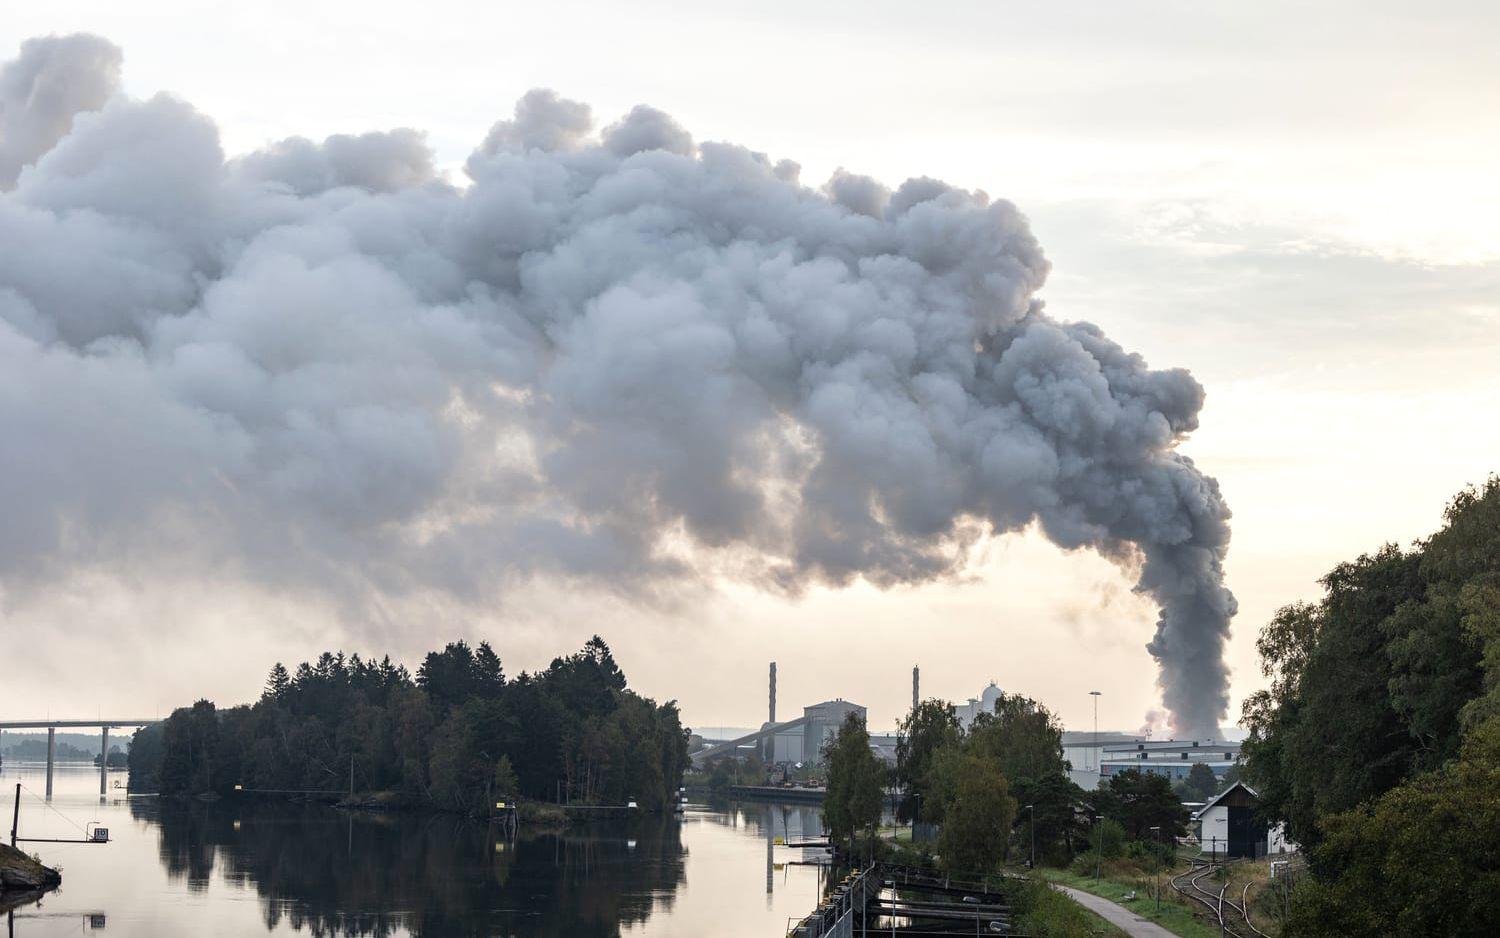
left=0, top=36, right=1234, bottom=735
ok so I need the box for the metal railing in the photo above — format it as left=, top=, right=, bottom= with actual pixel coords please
left=787, top=866, right=877, bottom=938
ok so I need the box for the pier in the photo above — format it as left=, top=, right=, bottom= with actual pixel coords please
left=787, top=863, right=1023, bottom=937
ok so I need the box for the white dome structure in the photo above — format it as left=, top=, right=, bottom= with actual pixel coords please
left=955, top=681, right=1004, bottom=728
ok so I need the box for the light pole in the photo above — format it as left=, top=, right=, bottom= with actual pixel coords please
left=1025, top=804, right=1035, bottom=870
left=1089, top=691, right=1102, bottom=773
left=1150, top=825, right=1162, bottom=912
left=1094, top=814, right=1103, bottom=881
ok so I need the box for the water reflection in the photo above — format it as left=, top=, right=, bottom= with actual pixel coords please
left=3, top=764, right=833, bottom=938
left=133, top=798, right=688, bottom=937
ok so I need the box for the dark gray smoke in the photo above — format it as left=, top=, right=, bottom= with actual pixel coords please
left=0, top=35, right=1234, bottom=735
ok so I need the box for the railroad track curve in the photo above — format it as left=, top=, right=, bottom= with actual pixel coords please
left=1170, top=859, right=1269, bottom=938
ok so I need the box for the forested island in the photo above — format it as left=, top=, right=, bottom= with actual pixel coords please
left=129, top=636, right=688, bottom=814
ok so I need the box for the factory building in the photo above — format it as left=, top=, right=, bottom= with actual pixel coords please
left=801, top=699, right=866, bottom=762
left=761, top=722, right=807, bottom=763
left=953, top=682, right=1003, bottom=728
left=1100, top=739, right=1241, bottom=782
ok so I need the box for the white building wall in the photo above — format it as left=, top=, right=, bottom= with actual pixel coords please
left=1268, top=823, right=1297, bottom=855
left=771, top=730, right=804, bottom=764
left=1194, top=807, right=1299, bottom=856
left=1197, top=805, right=1232, bottom=855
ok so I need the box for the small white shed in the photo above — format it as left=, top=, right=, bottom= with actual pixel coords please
left=1192, top=781, right=1297, bottom=859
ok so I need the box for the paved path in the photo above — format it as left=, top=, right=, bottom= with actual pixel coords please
left=1055, top=885, right=1178, bottom=938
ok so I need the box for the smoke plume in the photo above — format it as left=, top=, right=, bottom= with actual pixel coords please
left=0, top=35, right=1234, bottom=736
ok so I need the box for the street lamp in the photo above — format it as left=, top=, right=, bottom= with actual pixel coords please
left=1094, top=814, right=1103, bottom=881
left=1150, top=826, right=1162, bottom=912
left=1089, top=691, right=1102, bottom=772
left=1025, top=804, right=1035, bottom=870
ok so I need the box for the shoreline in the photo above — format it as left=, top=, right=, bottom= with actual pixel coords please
left=136, top=786, right=675, bottom=830
left=0, top=842, right=62, bottom=897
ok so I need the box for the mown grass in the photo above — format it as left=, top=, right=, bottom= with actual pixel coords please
left=1036, top=865, right=1225, bottom=938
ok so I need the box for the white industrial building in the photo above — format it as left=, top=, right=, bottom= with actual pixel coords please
left=1100, top=738, right=1241, bottom=782
left=953, top=682, right=1003, bottom=728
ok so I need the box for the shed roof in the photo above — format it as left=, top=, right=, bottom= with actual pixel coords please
left=1193, top=780, right=1259, bottom=818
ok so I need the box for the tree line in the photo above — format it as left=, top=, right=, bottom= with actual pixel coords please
left=1242, top=477, right=1500, bottom=935
left=821, top=691, right=1189, bottom=876
left=129, top=635, right=689, bottom=813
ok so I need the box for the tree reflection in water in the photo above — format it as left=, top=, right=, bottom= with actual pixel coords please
left=133, top=798, right=687, bottom=936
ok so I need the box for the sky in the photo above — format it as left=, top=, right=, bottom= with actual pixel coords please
left=3, top=1, right=1498, bottom=736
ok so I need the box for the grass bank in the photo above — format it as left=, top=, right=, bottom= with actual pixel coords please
left=1036, top=866, right=1225, bottom=938
left=1014, top=876, right=1129, bottom=937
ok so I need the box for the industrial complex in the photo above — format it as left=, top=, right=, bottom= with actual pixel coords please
left=689, top=663, right=1249, bottom=801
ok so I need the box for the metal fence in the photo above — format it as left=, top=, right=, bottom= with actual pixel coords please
left=787, top=867, right=876, bottom=938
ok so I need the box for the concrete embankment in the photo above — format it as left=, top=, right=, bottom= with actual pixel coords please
left=726, top=785, right=825, bottom=803
left=0, top=842, right=62, bottom=892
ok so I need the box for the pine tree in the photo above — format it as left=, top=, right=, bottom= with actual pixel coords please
left=263, top=662, right=291, bottom=702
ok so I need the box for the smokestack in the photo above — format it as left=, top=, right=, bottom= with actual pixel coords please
left=769, top=662, right=777, bottom=725
left=912, top=666, right=919, bottom=713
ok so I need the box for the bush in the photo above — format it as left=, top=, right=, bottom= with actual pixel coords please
left=1013, top=876, right=1109, bottom=937
left=887, top=840, right=937, bottom=872
left=1069, top=817, right=1127, bottom=870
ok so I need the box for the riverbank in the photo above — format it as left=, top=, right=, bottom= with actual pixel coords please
left=0, top=842, right=61, bottom=892
left=327, top=790, right=594, bottom=829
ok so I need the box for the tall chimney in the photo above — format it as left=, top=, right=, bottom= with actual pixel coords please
left=912, top=665, right=920, bottom=712
left=769, top=662, right=777, bottom=725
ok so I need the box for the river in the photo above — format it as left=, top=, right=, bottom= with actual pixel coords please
left=2, top=763, right=833, bottom=936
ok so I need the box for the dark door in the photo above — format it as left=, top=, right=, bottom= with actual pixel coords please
left=1226, top=806, right=1257, bottom=858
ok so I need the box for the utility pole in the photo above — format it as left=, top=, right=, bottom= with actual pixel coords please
left=10, top=783, right=19, bottom=847
left=1095, top=814, right=1103, bottom=881
left=1025, top=804, right=1035, bottom=869
left=349, top=753, right=354, bottom=797
left=1151, top=825, right=1162, bottom=912
left=1089, top=691, right=1102, bottom=773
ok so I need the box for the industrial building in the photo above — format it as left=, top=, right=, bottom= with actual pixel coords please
left=800, top=698, right=866, bottom=762
left=690, top=666, right=1020, bottom=771
left=1100, top=738, right=1242, bottom=782
left=953, top=681, right=1003, bottom=728
left=690, top=665, right=881, bottom=768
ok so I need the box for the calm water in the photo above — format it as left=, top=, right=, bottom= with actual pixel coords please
left=2, top=763, right=832, bottom=937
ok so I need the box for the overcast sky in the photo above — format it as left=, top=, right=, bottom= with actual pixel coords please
left=4, top=1, right=1497, bottom=736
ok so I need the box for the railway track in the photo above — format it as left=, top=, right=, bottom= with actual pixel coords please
left=1169, top=860, right=1269, bottom=938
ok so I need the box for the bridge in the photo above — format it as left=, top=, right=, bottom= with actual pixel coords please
left=0, top=719, right=157, bottom=800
